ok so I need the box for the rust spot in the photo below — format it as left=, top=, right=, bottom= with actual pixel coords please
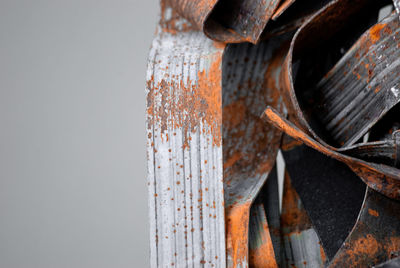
left=368, top=209, right=379, bottom=217
left=225, top=202, right=251, bottom=268
left=369, top=23, right=386, bottom=44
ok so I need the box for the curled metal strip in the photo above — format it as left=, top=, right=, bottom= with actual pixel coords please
left=163, top=0, right=335, bottom=43
left=270, top=0, right=400, bottom=200
left=313, top=13, right=400, bottom=147
left=263, top=107, right=400, bottom=200
left=222, top=34, right=290, bottom=268
left=149, top=0, right=400, bottom=267
left=164, top=0, right=282, bottom=43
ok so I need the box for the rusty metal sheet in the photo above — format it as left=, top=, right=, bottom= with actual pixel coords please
left=282, top=143, right=366, bottom=260
left=146, top=4, right=226, bottom=267
left=165, top=0, right=283, bottom=43
left=205, top=0, right=282, bottom=43
left=163, top=0, right=337, bottom=44
left=222, top=34, right=291, bottom=267
left=329, top=188, right=400, bottom=267
left=148, top=0, right=400, bottom=266
left=263, top=108, right=400, bottom=200
left=248, top=166, right=281, bottom=268
left=263, top=0, right=400, bottom=200
left=280, top=171, right=327, bottom=268
left=148, top=2, right=293, bottom=266
left=312, top=13, right=400, bottom=147
left=279, top=141, right=400, bottom=267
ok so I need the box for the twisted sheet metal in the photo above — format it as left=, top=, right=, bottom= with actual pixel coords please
left=164, top=0, right=333, bottom=44
left=314, top=13, right=400, bottom=147
left=222, top=35, right=290, bottom=267
left=147, top=2, right=291, bottom=267
left=164, top=0, right=282, bottom=43
left=264, top=0, right=400, bottom=200
left=148, top=0, right=400, bottom=266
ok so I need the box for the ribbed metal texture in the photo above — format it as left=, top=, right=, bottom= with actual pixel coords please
left=146, top=6, right=226, bottom=267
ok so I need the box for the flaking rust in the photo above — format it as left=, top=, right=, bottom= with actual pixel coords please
left=147, top=2, right=226, bottom=267
left=147, top=0, right=400, bottom=267
left=222, top=34, right=291, bottom=267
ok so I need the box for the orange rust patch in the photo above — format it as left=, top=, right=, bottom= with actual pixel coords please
left=223, top=99, right=247, bottom=129
left=319, top=243, right=327, bottom=264
left=369, top=23, right=386, bottom=43
left=249, top=233, right=278, bottom=268
left=147, top=52, right=224, bottom=148
left=384, top=236, right=400, bottom=257
left=353, top=234, right=379, bottom=256
left=281, top=172, right=312, bottom=230
left=368, top=208, right=379, bottom=217
left=225, top=202, right=251, bottom=268
left=213, top=41, right=226, bottom=49
left=249, top=204, right=278, bottom=268
left=223, top=152, right=243, bottom=170
left=332, top=234, right=380, bottom=267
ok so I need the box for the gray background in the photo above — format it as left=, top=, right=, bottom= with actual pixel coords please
left=0, top=0, right=157, bottom=267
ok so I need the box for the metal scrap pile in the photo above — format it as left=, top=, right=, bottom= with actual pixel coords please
left=146, top=0, right=400, bottom=267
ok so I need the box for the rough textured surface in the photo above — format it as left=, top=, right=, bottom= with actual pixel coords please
left=280, top=172, right=327, bottom=268
left=222, top=34, right=290, bottom=268
left=147, top=0, right=400, bottom=267
left=146, top=5, right=226, bottom=267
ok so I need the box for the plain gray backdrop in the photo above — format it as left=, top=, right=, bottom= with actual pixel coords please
left=0, top=0, right=157, bottom=267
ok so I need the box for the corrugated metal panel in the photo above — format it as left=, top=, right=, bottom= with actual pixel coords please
left=146, top=5, right=226, bottom=267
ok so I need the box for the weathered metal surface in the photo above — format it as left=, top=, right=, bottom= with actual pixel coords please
left=248, top=198, right=278, bottom=268
left=146, top=3, right=226, bottom=267
left=263, top=0, right=400, bottom=200
left=205, top=0, right=282, bottom=43
left=148, top=0, right=400, bottom=267
left=329, top=188, right=400, bottom=267
left=374, top=256, right=400, bottom=267
left=222, top=34, right=290, bottom=267
left=164, top=0, right=337, bottom=44
left=248, top=167, right=280, bottom=268
left=280, top=171, right=327, bottom=268
left=263, top=108, right=400, bottom=200
left=312, top=13, right=400, bottom=147
left=282, top=143, right=366, bottom=260
left=165, top=0, right=283, bottom=43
